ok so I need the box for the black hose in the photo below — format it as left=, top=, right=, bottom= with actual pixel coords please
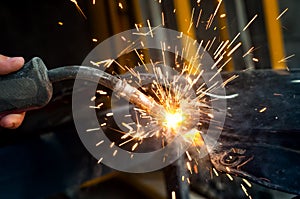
left=47, top=66, right=119, bottom=90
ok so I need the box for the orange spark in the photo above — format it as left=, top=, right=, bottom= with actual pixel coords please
left=243, top=14, right=258, bottom=31
left=118, top=2, right=123, bottom=9
left=259, top=107, right=267, bottom=113
left=70, top=0, right=87, bottom=19
left=220, top=13, right=226, bottom=18
left=277, top=8, right=288, bottom=20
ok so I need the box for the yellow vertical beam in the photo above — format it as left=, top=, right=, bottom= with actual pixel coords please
left=132, top=0, right=143, bottom=25
left=173, top=0, right=195, bottom=37
left=107, top=1, right=132, bottom=73
left=87, top=1, right=111, bottom=42
left=173, top=0, right=199, bottom=74
left=262, top=0, right=286, bottom=69
left=108, top=1, right=124, bottom=34
left=132, top=0, right=151, bottom=65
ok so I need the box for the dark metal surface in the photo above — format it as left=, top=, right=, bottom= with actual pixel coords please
left=163, top=157, right=190, bottom=199
left=0, top=121, right=109, bottom=199
left=0, top=70, right=299, bottom=198
left=210, top=69, right=300, bottom=195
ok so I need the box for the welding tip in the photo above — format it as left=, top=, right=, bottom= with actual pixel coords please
left=114, top=79, right=166, bottom=118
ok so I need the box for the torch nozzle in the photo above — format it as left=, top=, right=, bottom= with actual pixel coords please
left=49, top=64, right=166, bottom=119
left=113, top=79, right=166, bottom=118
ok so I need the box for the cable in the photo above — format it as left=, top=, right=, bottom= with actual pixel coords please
left=48, top=66, right=165, bottom=118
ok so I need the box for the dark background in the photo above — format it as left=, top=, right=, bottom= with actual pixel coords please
left=0, top=0, right=299, bottom=198
left=0, top=0, right=93, bottom=68
left=0, top=0, right=299, bottom=70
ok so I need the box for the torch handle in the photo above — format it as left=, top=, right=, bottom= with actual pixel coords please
left=0, top=57, right=53, bottom=117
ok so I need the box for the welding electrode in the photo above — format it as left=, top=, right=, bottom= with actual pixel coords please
left=0, top=57, right=165, bottom=118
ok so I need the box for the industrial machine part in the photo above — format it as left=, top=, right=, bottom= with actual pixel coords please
left=209, top=69, right=300, bottom=195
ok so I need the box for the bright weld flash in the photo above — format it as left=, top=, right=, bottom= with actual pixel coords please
left=164, top=110, right=184, bottom=130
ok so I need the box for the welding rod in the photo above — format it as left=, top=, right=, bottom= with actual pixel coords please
left=0, top=57, right=165, bottom=118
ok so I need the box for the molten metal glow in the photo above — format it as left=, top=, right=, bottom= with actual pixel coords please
left=164, top=110, right=184, bottom=130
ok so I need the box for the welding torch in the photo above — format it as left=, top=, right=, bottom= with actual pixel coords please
left=0, top=57, right=165, bottom=119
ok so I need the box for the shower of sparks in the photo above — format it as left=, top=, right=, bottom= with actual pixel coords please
left=70, top=0, right=87, bottom=19
left=88, top=47, right=238, bottom=192
left=80, top=0, right=267, bottom=197
left=276, top=8, right=288, bottom=20
left=206, top=0, right=222, bottom=29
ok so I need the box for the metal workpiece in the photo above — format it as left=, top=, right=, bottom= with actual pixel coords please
left=209, top=69, right=300, bottom=195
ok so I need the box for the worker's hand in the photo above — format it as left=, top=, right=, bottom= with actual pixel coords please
left=0, top=54, right=25, bottom=129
